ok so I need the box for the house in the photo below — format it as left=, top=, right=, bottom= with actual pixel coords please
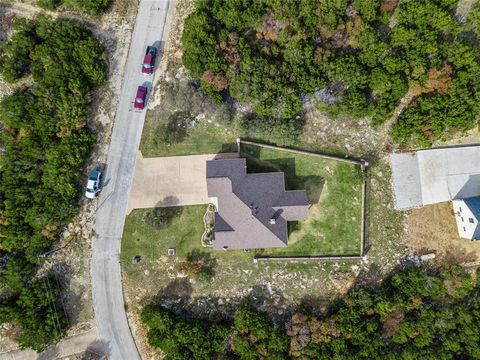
left=206, top=158, right=309, bottom=250
left=390, top=145, right=480, bottom=240
left=452, top=198, right=480, bottom=240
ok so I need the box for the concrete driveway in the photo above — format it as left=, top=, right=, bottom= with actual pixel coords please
left=127, top=152, right=239, bottom=213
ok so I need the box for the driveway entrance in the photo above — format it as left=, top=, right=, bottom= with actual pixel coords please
left=127, top=151, right=238, bottom=213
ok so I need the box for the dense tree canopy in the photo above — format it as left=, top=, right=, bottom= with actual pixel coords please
left=182, top=0, right=480, bottom=146
left=142, top=267, right=480, bottom=359
left=36, top=0, right=111, bottom=15
left=0, top=17, right=107, bottom=349
left=141, top=305, right=230, bottom=359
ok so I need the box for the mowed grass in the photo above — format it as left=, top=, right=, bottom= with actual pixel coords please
left=140, top=110, right=238, bottom=157
left=121, top=206, right=255, bottom=295
left=243, top=144, right=364, bottom=257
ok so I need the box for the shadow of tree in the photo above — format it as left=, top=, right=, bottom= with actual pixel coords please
left=48, top=264, right=82, bottom=326
left=143, top=198, right=183, bottom=229
left=152, top=277, right=194, bottom=312
left=177, top=250, right=217, bottom=281
left=38, top=345, right=60, bottom=360
left=149, top=280, right=294, bottom=325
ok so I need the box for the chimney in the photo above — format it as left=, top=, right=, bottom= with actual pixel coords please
left=269, top=218, right=276, bottom=225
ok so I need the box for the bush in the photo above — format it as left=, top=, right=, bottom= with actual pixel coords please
left=140, top=267, right=480, bottom=359
left=38, top=0, right=111, bottom=15
left=140, top=305, right=229, bottom=359
left=36, top=0, right=61, bottom=10
left=0, top=277, right=68, bottom=352
left=143, top=207, right=183, bottom=230
left=233, top=307, right=289, bottom=359
left=176, top=250, right=217, bottom=281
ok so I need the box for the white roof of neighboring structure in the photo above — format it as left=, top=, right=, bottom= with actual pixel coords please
left=391, top=145, right=480, bottom=209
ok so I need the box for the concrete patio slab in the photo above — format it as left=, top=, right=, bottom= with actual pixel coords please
left=127, top=152, right=239, bottom=213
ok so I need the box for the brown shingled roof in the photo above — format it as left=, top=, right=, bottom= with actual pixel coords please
left=206, top=158, right=308, bottom=250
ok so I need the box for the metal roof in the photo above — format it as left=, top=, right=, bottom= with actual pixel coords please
left=391, top=145, right=480, bottom=209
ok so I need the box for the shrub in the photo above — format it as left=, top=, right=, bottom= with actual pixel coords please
left=154, top=112, right=188, bottom=146
left=143, top=207, right=182, bottom=230
left=36, top=0, right=61, bottom=10
left=176, top=250, right=217, bottom=281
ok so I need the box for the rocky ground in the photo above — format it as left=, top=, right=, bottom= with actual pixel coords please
left=125, top=0, right=480, bottom=357
left=0, top=0, right=138, bottom=352
left=124, top=0, right=408, bottom=358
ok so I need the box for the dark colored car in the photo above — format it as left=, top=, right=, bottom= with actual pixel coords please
left=142, top=46, right=157, bottom=74
left=134, top=86, right=148, bottom=110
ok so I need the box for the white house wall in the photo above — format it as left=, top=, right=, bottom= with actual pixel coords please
left=452, top=199, right=479, bottom=240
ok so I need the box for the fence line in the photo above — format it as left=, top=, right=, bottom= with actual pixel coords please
left=239, top=138, right=369, bottom=263
left=238, top=139, right=366, bottom=167
left=360, top=176, right=367, bottom=257
left=255, top=256, right=365, bottom=263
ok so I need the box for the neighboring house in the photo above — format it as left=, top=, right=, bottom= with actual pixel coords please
left=206, top=158, right=309, bottom=250
left=390, top=145, right=480, bottom=240
left=452, top=198, right=480, bottom=240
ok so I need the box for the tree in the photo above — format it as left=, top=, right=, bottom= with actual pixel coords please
left=0, top=277, right=68, bottom=352
left=140, top=305, right=229, bottom=359
left=0, top=16, right=107, bottom=350
left=181, top=0, right=480, bottom=146
left=233, top=307, right=289, bottom=359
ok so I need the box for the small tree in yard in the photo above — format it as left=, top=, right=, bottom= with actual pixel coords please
left=176, top=250, right=217, bottom=281
left=143, top=207, right=182, bottom=230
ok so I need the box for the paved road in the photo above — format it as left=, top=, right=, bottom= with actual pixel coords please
left=91, top=1, right=170, bottom=359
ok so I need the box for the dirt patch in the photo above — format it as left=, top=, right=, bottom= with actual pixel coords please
left=404, top=202, right=480, bottom=265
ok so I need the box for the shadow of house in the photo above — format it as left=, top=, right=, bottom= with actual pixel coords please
left=450, top=174, right=480, bottom=240
left=450, top=174, right=480, bottom=200
left=244, top=156, right=324, bottom=204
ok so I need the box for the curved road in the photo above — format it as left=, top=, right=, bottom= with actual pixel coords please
left=91, top=1, right=170, bottom=359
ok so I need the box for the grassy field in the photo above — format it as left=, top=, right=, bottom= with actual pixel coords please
left=243, top=144, right=364, bottom=257
left=121, top=206, right=352, bottom=307
left=140, top=110, right=237, bottom=157
left=121, top=206, right=256, bottom=298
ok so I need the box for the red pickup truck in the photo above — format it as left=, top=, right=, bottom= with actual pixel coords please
left=142, top=46, right=157, bottom=75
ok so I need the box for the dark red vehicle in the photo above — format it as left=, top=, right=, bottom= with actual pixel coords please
left=142, top=46, right=157, bottom=74
left=134, top=86, right=147, bottom=110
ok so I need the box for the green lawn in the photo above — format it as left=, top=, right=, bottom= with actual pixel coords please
left=242, top=144, right=364, bottom=257
left=121, top=206, right=255, bottom=296
left=121, top=205, right=355, bottom=305
left=140, top=110, right=238, bottom=157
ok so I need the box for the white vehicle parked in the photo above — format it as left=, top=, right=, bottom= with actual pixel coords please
left=85, top=170, right=102, bottom=199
